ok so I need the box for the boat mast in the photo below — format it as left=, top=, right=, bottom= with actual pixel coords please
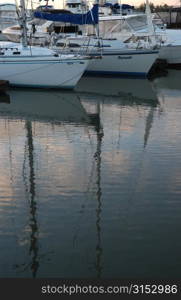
left=19, top=0, right=28, bottom=47
left=145, top=0, right=156, bottom=45
left=96, top=0, right=99, bottom=37
left=90, top=0, right=99, bottom=37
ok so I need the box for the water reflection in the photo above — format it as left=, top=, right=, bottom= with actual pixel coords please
left=0, top=72, right=181, bottom=278
left=77, top=77, right=159, bottom=150
left=0, top=88, right=102, bottom=278
left=152, top=70, right=181, bottom=103
left=0, top=91, right=10, bottom=104
left=0, top=89, right=92, bottom=124
left=76, top=76, right=158, bottom=102
left=152, top=70, right=181, bottom=93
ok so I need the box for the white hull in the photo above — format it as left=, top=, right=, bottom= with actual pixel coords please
left=157, top=29, right=181, bottom=65
left=54, top=38, right=158, bottom=77
left=0, top=43, right=89, bottom=88
left=87, top=49, right=158, bottom=77
left=0, top=57, right=88, bottom=88
left=99, top=14, right=181, bottom=66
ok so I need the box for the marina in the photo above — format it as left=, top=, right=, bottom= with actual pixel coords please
left=0, top=0, right=181, bottom=282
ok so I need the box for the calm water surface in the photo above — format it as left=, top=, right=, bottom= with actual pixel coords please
left=0, top=70, right=181, bottom=278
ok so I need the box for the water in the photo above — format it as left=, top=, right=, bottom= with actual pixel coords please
left=0, top=70, right=181, bottom=278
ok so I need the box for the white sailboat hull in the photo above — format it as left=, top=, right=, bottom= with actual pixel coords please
left=0, top=57, right=88, bottom=88
left=0, top=43, right=89, bottom=88
left=86, top=49, right=158, bottom=77
left=53, top=37, right=159, bottom=77
left=157, top=29, right=181, bottom=65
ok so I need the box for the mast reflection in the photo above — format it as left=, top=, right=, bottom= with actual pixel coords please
left=92, top=103, right=104, bottom=278
left=144, top=107, right=155, bottom=149
left=25, top=120, right=39, bottom=278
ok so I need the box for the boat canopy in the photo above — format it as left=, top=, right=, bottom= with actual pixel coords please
left=34, top=4, right=98, bottom=25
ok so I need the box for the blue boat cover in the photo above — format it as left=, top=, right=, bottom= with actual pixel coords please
left=104, top=3, right=134, bottom=9
left=34, top=4, right=99, bottom=25
left=122, top=4, right=134, bottom=9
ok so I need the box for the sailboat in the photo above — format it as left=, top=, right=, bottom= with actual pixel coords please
left=97, top=1, right=181, bottom=67
left=0, top=0, right=90, bottom=89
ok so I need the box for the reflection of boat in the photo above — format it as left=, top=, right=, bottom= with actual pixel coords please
left=0, top=91, right=10, bottom=103
left=2, top=90, right=102, bottom=278
left=152, top=70, right=181, bottom=101
left=76, top=76, right=158, bottom=103
left=152, top=70, right=181, bottom=92
left=0, top=89, right=92, bottom=124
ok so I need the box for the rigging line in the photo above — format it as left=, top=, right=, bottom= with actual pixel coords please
left=119, top=112, right=158, bottom=236
left=30, top=0, right=33, bottom=11
left=15, top=0, right=20, bottom=22
left=25, top=0, right=29, bottom=10
left=52, top=68, right=89, bottom=87
left=72, top=118, right=103, bottom=249
left=72, top=166, right=97, bottom=249
left=65, top=109, right=101, bottom=252
left=72, top=145, right=98, bottom=246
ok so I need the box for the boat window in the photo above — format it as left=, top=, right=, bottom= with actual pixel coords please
left=126, top=15, right=148, bottom=31
left=54, top=25, right=79, bottom=34
left=56, top=42, right=66, bottom=47
left=69, top=43, right=80, bottom=47
left=11, top=26, right=21, bottom=31
left=99, top=20, right=121, bottom=37
left=29, top=19, right=47, bottom=25
left=69, top=4, right=79, bottom=8
left=13, top=51, right=21, bottom=55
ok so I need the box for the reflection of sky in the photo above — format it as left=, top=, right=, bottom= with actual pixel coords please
left=0, top=120, right=26, bottom=202
left=33, top=124, right=98, bottom=194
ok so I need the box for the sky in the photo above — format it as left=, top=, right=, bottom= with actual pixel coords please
left=0, top=0, right=180, bottom=7
left=130, top=0, right=180, bottom=5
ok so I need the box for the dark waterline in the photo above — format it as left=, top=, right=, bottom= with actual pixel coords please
left=0, top=71, right=181, bottom=278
